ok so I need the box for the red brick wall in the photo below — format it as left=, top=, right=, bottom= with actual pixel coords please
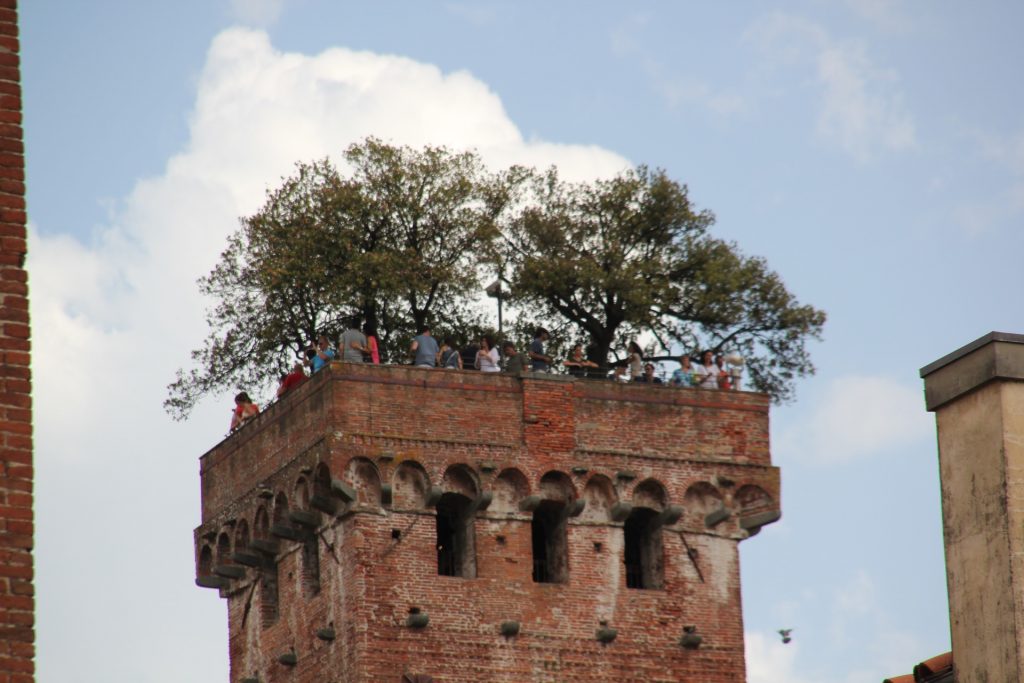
left=197, top=364, right=779, bottom=683
left=0, top=2, right=32, bottom=681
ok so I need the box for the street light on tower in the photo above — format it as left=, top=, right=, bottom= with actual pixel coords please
left=485, top=279, right=504, bottom=337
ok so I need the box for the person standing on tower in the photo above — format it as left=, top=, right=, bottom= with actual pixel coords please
left=339, top=318, right=369, bottom=363
left=363, top=323, right=380, bottom=364
left=410, top=325, right=439, bottom=368
left=529, top=327, right=553, bottom=372
left=276, top=363, right=307, bottom=397
left=307, top=334, right=336, bottom=374
left=694, top=350, right=719, bottom=389
left=502, top=341, right=527, bottom=374
left=476, top=335, right=500, bottom=372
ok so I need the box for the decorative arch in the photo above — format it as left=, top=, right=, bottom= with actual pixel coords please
left=198, top=545, right=213, bottom=577
left=313, top=462, right=332, bottom=501
left=492, top=468, right=529, bottom=514
left=234, top=519, right=250, bottom=551
left=254, top=505, right=270, bottom=540
left=581, top=474, right=617, bottom=522
left=346, top=457, right=382, bottom=506
left=273, top=492, right=289, bottom=525
left=443, top=464, right=479, bottom=499
left=632, top=478, right=668, bottom=512
left=539, top=470, right=576, bottom=502
left=735, top=484, right=774, bottom=515
left=683, top=481, right=723, bottom=516
left=216, top=532, right=232, bottom=567
left=393, top=460, right=430, bottom=508
left=294, top=475, right=310, bottom=509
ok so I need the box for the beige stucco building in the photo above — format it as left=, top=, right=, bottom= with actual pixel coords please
left=915, top=332, right=1024, bottom=683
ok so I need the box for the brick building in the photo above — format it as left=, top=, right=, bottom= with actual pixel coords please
left=194, top=363, right=780, bottom=682
left=0, top=1, right=33, bottom=681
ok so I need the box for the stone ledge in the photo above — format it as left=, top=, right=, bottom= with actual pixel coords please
left=920, top=332, right=1024, bottom=411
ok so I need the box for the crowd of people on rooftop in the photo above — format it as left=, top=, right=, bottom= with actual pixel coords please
left=228, top=320, right=743, bottom=433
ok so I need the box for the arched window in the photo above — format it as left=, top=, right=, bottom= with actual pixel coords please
left=216, top=532, right=232, bottom=568
left=532, top=500, right=568, bottom=584
left=254, top=505, right=270, bottom=540
left=273, top=492, right=289, bottom=526
left=436, top=493, right=476, bottom=578
left=234, top=520, right=250, bottom=552
left=313, top=463, right=332, bottom=500
left=198, top=545, right=213, bottom=577
left=623, top=507, right=664, bottom=589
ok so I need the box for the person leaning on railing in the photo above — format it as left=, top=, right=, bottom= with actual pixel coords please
left=230, top=391, right=260, bottom=432
left=671, top=354, right=696, bottom=387
left=563, top=344, right=599, bottom=378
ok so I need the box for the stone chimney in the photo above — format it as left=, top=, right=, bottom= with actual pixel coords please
left=921, top=332, right=1024, bottom=683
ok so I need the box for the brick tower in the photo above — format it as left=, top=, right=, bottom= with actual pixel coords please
left=194, top=363, right=779, bottom=682
left=0, top=2, right=33, bottom=681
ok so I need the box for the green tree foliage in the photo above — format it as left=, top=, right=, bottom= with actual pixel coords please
left=167, top=142, right=824, bottom=419
left=165, top=139, right=508, bottom=419
left=502, top=166, right=825, bottom=400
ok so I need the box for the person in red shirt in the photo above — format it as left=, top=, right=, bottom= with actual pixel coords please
left=715, top=354, right=733, bottom=390
left=363, top=323, right=380, bottom=364
left=276, top=363, right=308, bottom=398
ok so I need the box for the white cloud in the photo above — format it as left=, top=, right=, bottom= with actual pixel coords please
left=610, top=16, right=746, bottom=118
left=444, top=2, right=500, bottom=26
left=776, top=375, right=932, bottom=463
left=835, top=570, right=876, bottom=617
left=951, top=127, right=1024, bottom=235
left=982, top=129, right=1024, bottom=176
left=746, top=631, right=815, bottom=683
left=748, top=571, right=936, bottom=683
left=31, top=27, right=630, bottom=682
left=746, top=12, right=916, bottom=161
left=227, top=0, right=286, bottom=26
left=845, top=0, right=914, bottom=33
left=830, top=571, right=933, bottom=682
left=656, top=75, right=746, bottom=116
left=815, top=43, right=916, bottom=159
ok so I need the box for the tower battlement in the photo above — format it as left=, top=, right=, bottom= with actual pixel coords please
left=195, top=363, right=779, bottom=683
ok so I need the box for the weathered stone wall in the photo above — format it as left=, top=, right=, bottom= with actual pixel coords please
left=933, top=380, right=1024, bottom=682
left=196, top=363, right=778, bottom=683
left=0, top=2, right=32, bottom=680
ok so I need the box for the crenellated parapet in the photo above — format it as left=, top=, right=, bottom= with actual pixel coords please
left=194, top=362, right=779, bottom=683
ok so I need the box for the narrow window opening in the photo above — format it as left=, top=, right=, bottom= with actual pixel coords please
left=301, top=533, right=321, bottom=597
left=254, top=506, right=279, bottom=626
left=436, top=493, right=476, bottom=578
left=260, top=558, right=279, bottom=626
left=532, top=500, right=568, bottom=583
left=624, top=507, right=664, bottom=589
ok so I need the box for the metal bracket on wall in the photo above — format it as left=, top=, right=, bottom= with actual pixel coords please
left=678, top=531, right=705, bottom=583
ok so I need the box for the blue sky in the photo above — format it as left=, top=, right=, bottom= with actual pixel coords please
left=23, top=2, right=1024, bottom=681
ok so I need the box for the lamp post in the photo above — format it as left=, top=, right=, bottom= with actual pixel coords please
left=724, top=354, right=744, bottom=390
left=485, top=280, right=503, bottom=338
